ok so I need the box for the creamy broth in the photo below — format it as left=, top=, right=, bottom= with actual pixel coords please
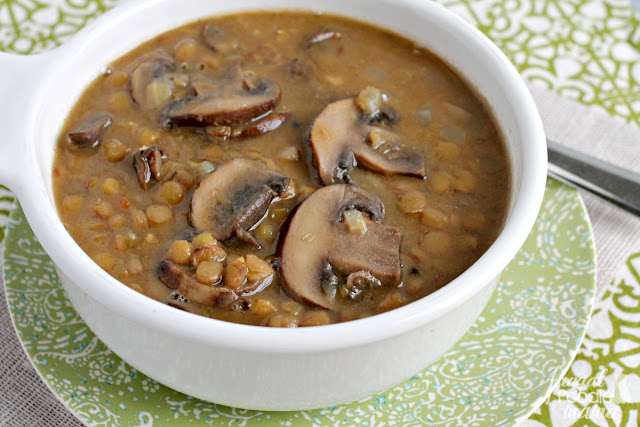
left=53, top=12, right=510, bottom=327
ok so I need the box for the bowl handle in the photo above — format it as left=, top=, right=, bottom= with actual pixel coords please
left=0, top=52, right=43, bottom=194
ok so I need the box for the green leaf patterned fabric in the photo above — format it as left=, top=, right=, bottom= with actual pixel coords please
left=525, top=254, right=640, bottom=427
left=1, top=0, right=639, bottom=426
left=0, top=0, right=117, bottom=54
left=439, top=0, right=640, bottom=123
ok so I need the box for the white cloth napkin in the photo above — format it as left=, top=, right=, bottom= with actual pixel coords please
left=527, top=82, right=640, bottom=295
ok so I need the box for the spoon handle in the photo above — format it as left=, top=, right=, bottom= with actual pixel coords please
left=547, top=139, right=640, bottom=217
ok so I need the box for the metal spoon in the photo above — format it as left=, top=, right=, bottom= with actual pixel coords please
left=547, top=139, right=640, bottom=216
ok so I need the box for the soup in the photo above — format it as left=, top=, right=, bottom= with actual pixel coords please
left=52, top=12, right=510, bottom=327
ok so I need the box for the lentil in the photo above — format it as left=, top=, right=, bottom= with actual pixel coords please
left=93, top=252, right=116, bottom=271
left=94, top=200, right=114, bottom=219
left=192, top=232, right=217, bottom=248
left=196, top=261, right=224, bottom=285
left=398, top=191, right=426, bottom=214
left=145, top=205, right=172, bottom=224
left=224, top=257, right=248, bottom=289
left=300, top=311, right=331, bottom=327
left=266, top=313, right=298, bottom=328
left=421, top=207, right=448, bottom=229
left=246, top=254, right=274, bottom=282
left=62, top=195, right=84, bottom=213
left=193, top=245, right=226, bottom=265
left=102, top=178, right=121, bottom=195
left=166, top=240, right=193, bottom=265
left=103, top=139, right=129, bottom=162
left=253, top=298, right=277, bottom=317
left=159, top=181, right=185, bottom=205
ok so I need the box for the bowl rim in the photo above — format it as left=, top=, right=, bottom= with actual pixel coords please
left=14, top=0, right=547, bottom=353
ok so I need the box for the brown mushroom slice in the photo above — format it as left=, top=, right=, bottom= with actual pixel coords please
left=166, top=65, right=281, bottom=127
left=158, top=259, right=238, bottom=308
left=206, top=112, right=290, bottom=141
left=133, top=146, right=166, bottom=190
left=279, top=184, right=401, bottom=309
left=67, top=113, right=112, bottom=150
left=129, top=53, right=176, bottom=109
left=190, top=159, right=289, bottom=245
left=230, top=112, right=290, bottom=139
left=201, top=23, right=234, bottom=52
left=308, top=99, right=426, bottom=185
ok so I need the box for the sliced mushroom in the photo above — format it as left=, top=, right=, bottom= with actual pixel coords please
left=67, top=113, right=112, bottom=150
left=279, top=184, right=401, bottom=309
left=133, top=146, right=166, bottom=190
left=206, top=112, right=289, bottom=141
left=307, top=98, right=426, bottom=185
left=158, top=259, right=239, bottom=308
left=233, top=112, right=290, bottom=139
left=201, top=23, right=230, bottom=52
left=166, top=65, right=281, bottom=127
left=129, top=52, right=176, bottom=109
left=190, top=159, right=289, bottom=245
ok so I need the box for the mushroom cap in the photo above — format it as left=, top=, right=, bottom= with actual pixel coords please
left=132, top=146, right=165, bottom=190
left=308, top=98, right=426, bottom=184
left=166, top=65, right=281, bottom=127
left=190, top=158, right=289, bottom=243
left=158, top=259, right=238, bottom=308
left=129, top=52, right=176, bottom=109
left=279, top=184, right=402, bottom=309
left=201, top=23, right=224, bottom=51
left=67, top=113, right=112, bottom=150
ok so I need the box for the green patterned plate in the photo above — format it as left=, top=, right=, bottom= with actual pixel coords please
left=3, top=178, right=596, bottom=427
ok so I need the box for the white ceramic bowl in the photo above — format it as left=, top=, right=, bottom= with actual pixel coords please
left=0, top=0, right=547, bottom=411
